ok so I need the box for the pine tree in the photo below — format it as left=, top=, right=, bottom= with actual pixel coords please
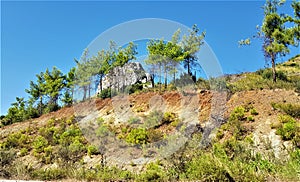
left=43, top=67, right=65, bottom=111
left=25, top=72, right=45, bottom=115
left=240, top=0, right=300, bottom=82
left=182, top=24, right=206, bottom=76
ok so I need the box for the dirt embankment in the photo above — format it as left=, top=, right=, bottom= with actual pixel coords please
left=1, top=89, right=299, bottom=143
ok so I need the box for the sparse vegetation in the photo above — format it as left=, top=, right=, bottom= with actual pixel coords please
left=1, top=0, right=299, bottom=180
left=271, top=102, right=300, bottom=118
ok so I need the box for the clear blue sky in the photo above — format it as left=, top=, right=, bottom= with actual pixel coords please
left=1, top=1, right=299, bottom=115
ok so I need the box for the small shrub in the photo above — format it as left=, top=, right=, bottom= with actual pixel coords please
left=138, top=161, right=168, bottom=181
left=6, top=132, right=29, bottom=149
left=278, top=114, right=294, bottom=123
left=230, top=106, right=245, bottom=121
left=247, top=116, right=255, bottom=122
left=162, top=112, right=178, bottom=124
left=147, top=129, right=163, bottom=143
left=272, top=103, right=300, bottom=118
left=96, top=125, right=110, bottom=137
left=257, top=68, right=288, bottom=81
left=144, top=110, right=164, bottom=128
left=127, top=83, right=143, bottom=94
left=19, top=148, right=28, bottom=156
left=99, top=88, right=111, bottom=99
left=87, top=145, right=99, bottom=157
left=0, top=148, right=16, bottom=178
left=276, top=115, right=299, bottom=141
left=32, top=168, right=66, bottom=180
left=97, top=117, right=105, bottom=125
left=125, top=128, right=148, bottom=145
left=295, top=80, right=300, bottom=93
left=128, top=117, right=141, bottom=124
left=33, top=136, right=48, bottom=153
left=250, top=108, right=259, bottom=115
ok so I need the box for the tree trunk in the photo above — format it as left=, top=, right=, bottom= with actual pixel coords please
left=88, top=84, right=91, bottom=99
left=151, top=74, right=155, bottom=88
left=159, top=64, right=162, bottom=91
left=164, top=64, right=167, bottom=89
left=187, top=59, right=191, bottom=76
left=83, top=86, right=87, bottom=101
left=39, top=95, right=43, bottom=115
left=173, top=71, right=176, bottom=86
left=100, top=75, right=103, bottom=92
left=271, top=55, right=276, bottom=83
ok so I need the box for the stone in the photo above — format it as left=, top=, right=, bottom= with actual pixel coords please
left=97, top=62, right=152, bottom=93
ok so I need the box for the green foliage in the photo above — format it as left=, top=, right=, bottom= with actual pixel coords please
left=61, top=90, right=73, bottom=107
left=184, top=152, right=232, bottom=181
left=33, top=136, right=48, bottom=153
left=0, top=148, right=16, bottom=178
left=209, top=77, right=228, bottom=91
left=247, top=116, right=255, bottom=122
left=99, top=88, right=112, bottom=99
left=144, top=110, right=164, bottom=128
left=250, top=108, right=259, bottom=115
left=128, top=116, right=141, bottom=124
left=96, top=124, right=110, bottom=137
left=240, top=0, right=300, bottom=82
left=32, top=168, right=66, bottom=180
left=162, top=112, right=179, bottom=125
left=87, top=145, right=99, bottom=157
left=127, top=82, right=143, bottom=94
left=138, top=161, right=168, bottom=181
left=276, top=115, right=299, bottom=141
left=19, top=148, right=28, bottom=156
left=230, top=106, right=245, bottom=121
left=257, top=68, right=288, bottom=81
left=182, top=24, right=206, bottom=76
left=5, top=131, right=30, bottom=149
left=125, top=128, right=149, bottom=145
left=271, top=102, right=300, bottom=118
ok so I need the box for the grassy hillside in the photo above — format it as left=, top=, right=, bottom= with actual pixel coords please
left=1, top=56, right=300, bottom=181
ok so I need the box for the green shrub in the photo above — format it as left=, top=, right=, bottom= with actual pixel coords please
left=125, top=128, right=148, bottom=145
left=230, top=106, right=245, bottom=121
left=295, top=80, right=300, bottom=93
left=250, top=108, right=259, bottom=115
left=147, top=129, right=163, bottom=143
left=0, top=148, right=16, bottom=178
left=247, top=116, right=255, bottom=122
left=257, top=68, right=288, bottom=81
left=97, top=117, right=105, bottom=125
left=276, top=118, right=298, bottom=141
left=96, top=125, right=110, bottom=137
left=128, top=117, right=141, bottom=124
left=183, top=152, right=231, bottom=181
left=209, top=77, right=228, bottom=91
left=87, top=145, right=99, bottom=157
left=99, top=88, right=112, bottom=99
left=33, top=136, right=48, bottom=153
left=138, top=161, right=168, bottom=181
left=19, top=148, right=28, bottom=156
left=272, top=103, right=300, bottom=118
left=6, top=132, right=30, bottom=149
left=127, top=83, right=143, bottom=94
left=69, top=139, right=86, bottom=155
left=162, top=112, right=178, bottom=124
left=32, top=168, right=66, bottom=180
left=144, top=110, right=164, bottom=128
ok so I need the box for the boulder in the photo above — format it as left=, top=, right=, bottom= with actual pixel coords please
left=98, top=62, right=151, bottom=93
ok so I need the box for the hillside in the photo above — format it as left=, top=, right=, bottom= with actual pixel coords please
left=1, top=55, right=300, bottom=181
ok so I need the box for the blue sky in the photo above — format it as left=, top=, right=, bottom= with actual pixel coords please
left=1, top=0, right=299, bottom=115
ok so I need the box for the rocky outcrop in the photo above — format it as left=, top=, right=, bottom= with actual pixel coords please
left=97, top=62, right=151, bottom=93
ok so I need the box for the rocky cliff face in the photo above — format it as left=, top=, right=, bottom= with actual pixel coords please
left=97, top=62, right=151, bottom=93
